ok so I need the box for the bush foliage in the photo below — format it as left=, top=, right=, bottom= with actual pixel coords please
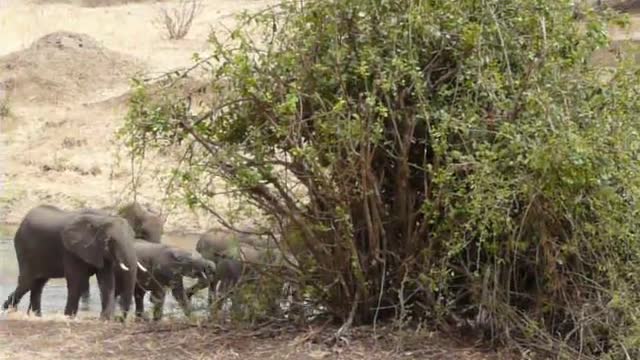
left=121, top=0, right=640, bottom=357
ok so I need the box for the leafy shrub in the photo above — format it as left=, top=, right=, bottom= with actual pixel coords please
left=121, top=0, right=640, bottom=357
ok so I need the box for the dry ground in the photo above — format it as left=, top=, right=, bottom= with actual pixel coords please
left=0, top=0, right=276, bottom=232
left=0, top=316, right=509, bottom=360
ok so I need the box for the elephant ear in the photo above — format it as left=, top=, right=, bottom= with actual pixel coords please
left=61, top=215, right=107, bottom=268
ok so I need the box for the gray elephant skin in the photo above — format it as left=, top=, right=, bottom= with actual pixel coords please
left=186, top=228, right=263, bottom=305
left=80, top=201, right=163, bottom=303
left=116, top=241, right=216, bottom=320
left=118, top=202, right=163, bottom=244
left=2, top=205, right=143, bottom=320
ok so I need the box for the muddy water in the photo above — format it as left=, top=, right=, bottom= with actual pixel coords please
left=0, top=225, right=205, bottom=319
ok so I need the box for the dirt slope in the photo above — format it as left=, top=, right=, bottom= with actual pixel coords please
left=0, top=0, right=276, bottom=231
left=0, top=32, right=143, bottom=104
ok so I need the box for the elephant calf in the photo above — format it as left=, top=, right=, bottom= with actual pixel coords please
left=186, top=228, right=263, bottom=307
left=116, top=241, right=216, bottom=321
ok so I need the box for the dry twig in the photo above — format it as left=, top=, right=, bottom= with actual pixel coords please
left=155, top=0, right=204, bottom=40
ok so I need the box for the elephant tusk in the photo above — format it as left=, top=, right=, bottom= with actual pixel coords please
left=137, top=261, right=147, bottom=272
left=119, top=263, right=130, bottom=271
left=201, top=271, right=207, bottom=279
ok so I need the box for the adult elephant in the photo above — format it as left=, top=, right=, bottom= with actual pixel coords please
left=80, top=201, right=164, bottom=303
left=116, top=241, right=216, bottom=321
left=1, top=205, right=145, bottom=320
left=118, top=202, right=164, bottom=244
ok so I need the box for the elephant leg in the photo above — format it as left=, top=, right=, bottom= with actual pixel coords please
left=208, top=281, right=218, bottom=307
left=134, top=286, right=146, bottom=318
left=80, top=278, right=90, bottom=305
left=96, top=267, right=116, bottom=320
left=185, top=277, right=208, bottom=300
left=207, top=280, right=227, bottom=318
left=64, top=272, right=89, bottom=317
left=170, top=279, right=191, bottom=318
left=3, top=275, right=33, bottom=310
left=150, top=288, right=166, bottom=321
left=28, top=278, right=49, bottom=316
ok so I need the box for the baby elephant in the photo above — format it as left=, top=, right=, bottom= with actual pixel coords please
left=116, top=241, right=216, bottom=321
left=186, top=229, right=262, bottom=306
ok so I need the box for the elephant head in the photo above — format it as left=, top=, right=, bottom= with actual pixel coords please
left=62, top=215, right=138, bottom=270
left=196, top=228, right=263, bottom=262
left=61, top=214, right=143, bottom=319
left=118, top=202, right=164, bottom=244
left=164, top=248, right=216, bottom=282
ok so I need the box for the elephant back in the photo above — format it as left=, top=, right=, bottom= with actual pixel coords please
left=196, top=228, right=286, bottom=272
left=238, top=245, right=260, bottom=263
left=20, top=205, right=70, bottom=233
left=118, top=202, right=163, bottom=243
left=196, top=228, right=257, bottom=259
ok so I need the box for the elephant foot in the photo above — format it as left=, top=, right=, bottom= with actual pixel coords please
left=99, top=312, right=114, bottom=321
left=2, top=295, right=15, bottom=310
left=135, top=312, right=150, bottom=321
left=1, top=305, right=17, bottom=314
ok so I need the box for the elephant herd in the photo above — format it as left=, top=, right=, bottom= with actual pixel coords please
left=1, top=202, right=268, bottom=321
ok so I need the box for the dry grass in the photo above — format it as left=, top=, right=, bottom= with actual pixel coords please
left=0, top=0, right=276, bottom=230
left=0, top=317, right=512, bottom=360
left=610, top=0, right=640, bottom=13
left=0, top=79, right=13, bottom=119
left=589, top=39, right=640, bottom=67
left=33, top=0, right=166, bottom=6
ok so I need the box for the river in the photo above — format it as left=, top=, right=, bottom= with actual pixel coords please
left=0, top=225, right=206, bottom=319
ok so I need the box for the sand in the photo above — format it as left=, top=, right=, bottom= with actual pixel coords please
left=0, top=0, right=277, bottom=232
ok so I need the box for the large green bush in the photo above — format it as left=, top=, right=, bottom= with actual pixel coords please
left=121, top=0, right=640, bottom=357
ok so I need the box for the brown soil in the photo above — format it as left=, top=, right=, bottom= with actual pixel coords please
left=34, top=0, right=166, bottom=7
left=0, top=317, right=510, bottom=360
left=0, top=31, right=143, bottom=104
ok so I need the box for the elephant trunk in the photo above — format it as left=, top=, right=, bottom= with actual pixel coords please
left=111, top=238, right=138, bottom=317
left=146, top=222, right=163, bottom=244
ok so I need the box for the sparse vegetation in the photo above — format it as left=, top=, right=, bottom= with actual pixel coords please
left=154, top=0, right=203, bottom=40
left=61, top=137, right=88, bottom=149
left=0, top=101, right=9, bottom=118
left=40, top=157, right=101, bottom=176
left=80, top=0, right=158, bottom=6
left=123, top=0, right=640, bottom=358
left=0, top=81, right=11, bottom=119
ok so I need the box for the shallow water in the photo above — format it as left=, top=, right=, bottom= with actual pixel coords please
left=0, top=225, right=206, bottom=320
